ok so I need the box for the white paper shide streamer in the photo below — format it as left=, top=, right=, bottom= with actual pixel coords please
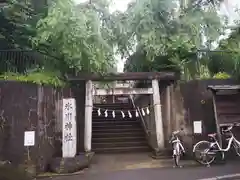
left=135, top=110, right=139, bottom=117
left=112, top=110, right=115, bottom=118
left=121, top=111, right=125, bottom=118
left=146, top=107, right=150, bottom=115
left=128, top=110, right=132, bottom=118
left=97, top=108, right=101, bottom=116
left=104, top=110, right=108, bottom=117
left=141, top=108, right=145, bottom=116
left=94, top=106, right=151, bottom=119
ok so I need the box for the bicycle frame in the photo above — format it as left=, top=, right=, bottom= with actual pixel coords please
left=209, top=134, right=240, bottom=152
left=193, top=124, right=240, bottom=166
left=172, top=137, right=185, bottom=154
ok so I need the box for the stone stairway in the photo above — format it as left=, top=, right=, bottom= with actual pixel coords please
left=92, top=103, right=150, bottom=153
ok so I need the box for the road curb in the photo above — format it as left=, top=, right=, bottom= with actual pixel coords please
left=198, top=173, right=240, bottom=180
left=36, top=170, right=85, bottom=179
left=37, top=160, right=199, bottom=178
left=78, top=159, right=200, bottom=174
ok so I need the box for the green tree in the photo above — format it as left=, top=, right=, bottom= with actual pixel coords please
left=0, top=0, right=47, bottom=49
left=122, top=0, right=226, bottom=80
left=207, top=25, right=240, bottom=79
left=33, top=0, right=121, bottom=74
left=0, top=0, right=123, bottom=86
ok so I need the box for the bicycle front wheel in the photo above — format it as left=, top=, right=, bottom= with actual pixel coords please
left=173, top=143, right=181, bottom=167
left=193, top=141, right=216, bottom=165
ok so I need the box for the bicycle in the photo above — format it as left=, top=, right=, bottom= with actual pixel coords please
left=193, top=123, right=240, bottom=166
left=169, top=129, right=185, bottom=167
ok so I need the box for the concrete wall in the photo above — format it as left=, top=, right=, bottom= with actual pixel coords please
left=170, top=84, right=193, bottom=155
left=133, top=79, right=240, bottom=156
left=134, top=94, right=157, bottom=149
left=133, top=82, right=193, bottom=154
left=133, top=83, right=174, bottom=151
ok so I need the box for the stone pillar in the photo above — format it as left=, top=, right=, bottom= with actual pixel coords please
left=152, top=79, right=164, bottom=149
left=84, top=80, right=93, bottom=152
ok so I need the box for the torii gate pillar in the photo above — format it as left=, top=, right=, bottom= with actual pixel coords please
left=84, top=80, right=93, bottom=152
left=152, top=79, right=164, bottom=149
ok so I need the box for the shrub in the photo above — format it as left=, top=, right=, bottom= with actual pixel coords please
left=213, top=72, right=231, bottom=79
left=0, top=71, right=66, bottom=87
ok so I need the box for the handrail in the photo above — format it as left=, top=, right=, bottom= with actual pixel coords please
left=129, top=94, right=149, bottom=136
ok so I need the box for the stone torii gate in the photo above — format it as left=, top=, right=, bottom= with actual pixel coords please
left=68, top=72, right=176, bottom=153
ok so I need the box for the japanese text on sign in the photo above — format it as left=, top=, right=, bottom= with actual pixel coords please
left=62, top=98, right=76, bottom=158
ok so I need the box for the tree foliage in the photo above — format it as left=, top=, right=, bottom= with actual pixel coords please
left=207, top=25, right=240, bottom=79
left=33, top=0, right=120, bottom=74
left=122, top=0, right=227, bottom=80
left=0, top=0, right=123, bottom=86
left=0, top=0, right=34, bottom=49
left=1, top=0, right=240, bottom=83
left=0, top=0, right=48, bottom=49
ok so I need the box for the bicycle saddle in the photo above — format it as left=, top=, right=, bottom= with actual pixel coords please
left=208, top=133, right=217, bottom=138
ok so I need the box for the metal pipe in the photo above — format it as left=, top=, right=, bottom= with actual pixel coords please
left=129, top=94, right=149, bottom=136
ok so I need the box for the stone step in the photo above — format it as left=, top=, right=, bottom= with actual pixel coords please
left=92, top=117, right=138, bottom=121
left=92, top=124, right=142, bottom=130
left=91, top=103, right=149, bottom=153
left=92, top=146, right=150, bottom=153
left=92, top=117, right=139, bottom=121
left=92, top=123, right=141, bottom=129
left=92, top=128, right=142, bottom=133
left=92, top=141, right=148, bottom=148
left=92, top=120, right=139, bottom=124
left=92, top=136, right=146, bottom=143
left=92, top=131, right=145, bottom=138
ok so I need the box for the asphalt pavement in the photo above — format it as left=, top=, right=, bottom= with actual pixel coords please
left=42, top=161, right=240, bottom=180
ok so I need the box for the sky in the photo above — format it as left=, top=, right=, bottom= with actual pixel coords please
left=74, top=0, right=132, bottom=12
left=73, top=0, right=240, bottom=72
left=220, top=0, right=240, bottom=25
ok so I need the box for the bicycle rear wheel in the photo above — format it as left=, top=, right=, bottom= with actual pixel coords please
left=193, top=141, right=217, bottom=165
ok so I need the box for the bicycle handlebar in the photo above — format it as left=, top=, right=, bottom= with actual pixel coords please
left=222, top=126, right=232, bottom=133
left=221, top=122, right=240, bottom=133
left=234, top=122, right=240, bottom=126
left=173, top=130, right=180, bottom=134
left=172, top=128, right=184, bottom=135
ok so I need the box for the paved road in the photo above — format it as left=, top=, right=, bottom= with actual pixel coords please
left=44, top=162, right=240, bottom=180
